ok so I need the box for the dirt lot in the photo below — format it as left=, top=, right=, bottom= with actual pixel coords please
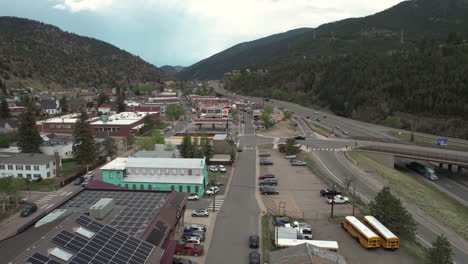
left=257, top=120, right=298, bottom=137
left=260, top=149, right=418, bottom=264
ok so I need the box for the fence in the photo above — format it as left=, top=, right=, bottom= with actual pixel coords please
left=57, top=159, right=106, bottom=187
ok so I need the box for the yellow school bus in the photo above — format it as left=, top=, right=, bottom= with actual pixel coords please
left=341, top=216, right=380, bottom=248
left=362, top=216, right=400, bottom=249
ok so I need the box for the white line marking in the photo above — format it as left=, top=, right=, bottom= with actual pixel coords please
left=417, top=235, right=432, bottom=247
left=40, top=204, right=49, bottom=209
left=45, top=204, right=54, bottom=210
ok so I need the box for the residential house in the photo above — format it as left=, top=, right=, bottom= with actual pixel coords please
left=0, top=153, right=61, bottom=180
left=98, top=103, right=112, bottom=114
left=40, top=134, right=74, bottom=159
left=40, top=99, right=62, bottom=115
left=0, top=120, right=19, bottom=133
left=8, top=106, right=27, bottom=116
left=101, top=157, right=208, bottom=196
left=68, top=98, right=87, bottom=112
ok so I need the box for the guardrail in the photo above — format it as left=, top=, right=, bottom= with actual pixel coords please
left=359, top=145, right=468, bottom=166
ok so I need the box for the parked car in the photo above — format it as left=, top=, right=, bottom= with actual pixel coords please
left=208, top=165, right=218, bottom=172
left=249, top=235, right=259, bottom=248
left=20, top=204, right=37, bottom=217
left=187, top=193, right=199, bottom=201
left=327, top=195, right=349, bottom=204
left=73, top=177, right=85, bottom=185
left=285, top=154, right=296, bottom=159
left=343, top=131, right=349, bottom=136
left=205, top=186, right=220, bottom=195
left=173, top=257, right=199, bottom=264
left=259, top=178, right=278, bottom=186
left=292, top=160, right=307, bottom=166
left=316, top=118, right=321, bottom=122
left=190, top=224, right=207, bottom=231
left=259, top=152, right=271, bottom=157
left=306, top=116, right=310, bottom=119
left=192, top=209, right=209, bottom=217
left=182, top=236, right=201, bottom=245
left=86, top=171, right=95, bottom=178
left=182, top=231, right=205, bottom=242
left=259, top=160, right=273, bottom=166
left=294, top=135, right=306, bottom=140
left=261, top=187, right=279, bottom=195
left=259, top=174, right=275, bottom=180
left=320, top=188, right=342, bottom=197
left=274, top=216, right=290, bottom=226
left=175, top=243, right=204, bottom=256
left=290, top=221, right=312, bottom=232
left=81, top=178, right=92, bottom=187
left=184, top=224, right=206, bottom=233
left=217, top=165, right=227, bottom=173
left=249, top=251, right=261, bottom=264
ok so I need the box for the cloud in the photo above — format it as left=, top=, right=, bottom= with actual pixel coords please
left=53, top=0, right=113, bottom=12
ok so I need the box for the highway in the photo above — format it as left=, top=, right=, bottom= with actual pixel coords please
left=212, top=81, right=468, bottom=264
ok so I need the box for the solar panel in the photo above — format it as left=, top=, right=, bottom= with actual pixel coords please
left=27, top=253, right=62, bottom=264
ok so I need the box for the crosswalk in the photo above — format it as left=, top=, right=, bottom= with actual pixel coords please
left=241, top=134, right=256, bottom=136
left=36, top=194, right=57, bottom=204
left=311, top=147, right=347, bottom=152
left=36, top=191, right=73, bottom=210
left=242, top=146, right=257, bottom=150
left=209, top=199, right=224, bottom=211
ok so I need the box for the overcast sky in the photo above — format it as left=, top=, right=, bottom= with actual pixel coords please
left=1, top=0, right=403, bottom=67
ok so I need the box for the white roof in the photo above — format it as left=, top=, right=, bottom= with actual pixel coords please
left=123, top=174, right=204, bottom=184
left=363, top=216, right=398, bottom=239
left=213, top=134, right=227, bottom=140
left=100, top=157, right=128, bottom=171
left=276, top=238, right=339, bottom=249
left=37, top=113, right=80, bottom=124
left=345, top=216, right=378, bottom=239
left=91, top=112, right=158, bottom=125
left=127, top=157, right=205, bottom=169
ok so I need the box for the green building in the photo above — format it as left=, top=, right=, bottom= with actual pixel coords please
left=100, top=157, right=208, bottom=196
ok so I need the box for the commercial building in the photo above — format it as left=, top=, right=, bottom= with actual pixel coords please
left=101, top=157, right=208, bottom=196
left=3, top=186, right=188, bottom=264
left=0, top=153, right=61, bottom=180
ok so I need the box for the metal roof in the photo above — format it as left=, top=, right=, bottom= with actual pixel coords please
left=0, top=153, right=55, bottom=165
left=127, top=157, right=205, bottom=169
left=363, top=216, right=398, bottom=240
left=344, top=216, right=378, bottom=239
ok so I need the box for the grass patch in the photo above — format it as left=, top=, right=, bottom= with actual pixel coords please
left=26, top=179, right=56, bottom=192
left=388, top=131, right=468, bottom=152
left=61, top=160, right=82, bottom=178
left=304, top=121, right=330, bottom=137
left=261, top=214, right=272, bottom=263
left=349, top=150, right=468, bottom=241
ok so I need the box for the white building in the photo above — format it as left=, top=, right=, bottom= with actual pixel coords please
left=0, top=153, right=61, bottom=180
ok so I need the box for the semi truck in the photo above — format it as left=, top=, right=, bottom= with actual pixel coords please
left=407, top=162, right=438, bottom=181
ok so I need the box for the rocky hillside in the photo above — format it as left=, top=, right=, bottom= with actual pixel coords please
left=0, top=17, right=169, bottom=90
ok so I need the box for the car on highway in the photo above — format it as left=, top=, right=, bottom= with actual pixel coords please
left=259, top=160, right=273, bottom=166
left=192, top=209, right=209, bottom=217
left=291, top=160, right=307, bottom=166
left=343, top=131, right=349, bottom=136
left=249, top=235, right=259, bottom=248
left=173, top=257, right=199, bottom=264
left=316, top=118, right=321, bottom=122
left=217, top=165, right=227, bottom=173
left=20, top=204, right=37, bottom=217
left=249, top=251, right=261, bottom=264
left=261, top=187, right=279, bottom=195
left=306, top=116, right=310, bottom=119
left=187, top=193, right=199, bottom=200
left=320, top=188, right=342, bottom=197
left=73, top=177, right=85, bottom=185
left=327, top=195, right=349, bottom=204
left=294, top=135, right=306, bottom=140
left=259, top=174, right=275, bottom=180
left=258, top=152, right=271, bottom=157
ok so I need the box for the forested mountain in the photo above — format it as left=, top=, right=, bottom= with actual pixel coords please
left=160, top=65, right=186, bottom=76
left=0, top=17, right=169, bottom=90
left=175, top=28, right=313, bottom=80
left=224, top=0, right=468, bottom=138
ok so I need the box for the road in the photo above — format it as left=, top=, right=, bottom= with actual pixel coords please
left=213, top=82, right=468, bottom=264
left=206, top=113, right=260, bottom=264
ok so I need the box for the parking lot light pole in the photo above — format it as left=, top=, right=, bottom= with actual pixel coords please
left=330, top=184, right=335, bottom=218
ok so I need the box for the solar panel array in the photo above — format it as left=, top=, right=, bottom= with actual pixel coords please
left=62, top=190, right=168, bottom=236
left=26, top=253, right=61, bottom=264
left=50, top=216, right=154, bottom=264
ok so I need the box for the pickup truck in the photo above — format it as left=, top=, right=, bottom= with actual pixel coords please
left=320, top=188, right=342, bottom=197
left=175, top=243, right=204, bottom=256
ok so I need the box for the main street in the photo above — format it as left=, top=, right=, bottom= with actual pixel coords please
left=205, top=114, right=260, bottom=264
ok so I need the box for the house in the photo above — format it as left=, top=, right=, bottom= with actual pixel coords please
left=7, top=106, right=27, bottom=116
left=98, top=103, right=112, bottom=114
left=269, top=242, right=347, bottom=264
left=0, top=120, right=19, bottom=133
left=101, top=157, right=208, bottom=195
left=40, top=134, right=74, bottom=159
left=40, top=99, right=62, bottom=115
left=0, top=153, right=61, bottom=180
left=134, top=144, right=180, bottom=158
left=68, top=98, right=87, bottom=112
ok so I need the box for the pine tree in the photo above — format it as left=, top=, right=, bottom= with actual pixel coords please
left=59, top=95, right=68, bottom=113
left=369, top=186, right=417, bottom=240
left=425, top=235, right=453, bottom=264
left=73, top=109, right=97, bottom=168
left=0, top=81, right=10, bottom=119
left=201, top=136, right=213, bottom=160
left=193, top=138, right=203, bottom=158
left=180, top=133, right=193, bottom=158
left=116, top=87, right=126, bottom=113
left=103, top=136, right=117, bottom=158
left=17, top=108, right=42, bottom=153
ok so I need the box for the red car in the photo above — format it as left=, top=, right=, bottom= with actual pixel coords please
left=259, top=174, right=275, bottom=180
left=175, top=243, right=204, bottom=256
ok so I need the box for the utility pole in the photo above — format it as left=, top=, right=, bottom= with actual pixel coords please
left=352, top=182, right=356, bottom=216
left=330, top=184, right=335, bottom=218
left=212, top=173, right=216, bottom=212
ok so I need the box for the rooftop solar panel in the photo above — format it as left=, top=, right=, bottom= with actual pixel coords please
left=27, top=253, right=62, bottom=264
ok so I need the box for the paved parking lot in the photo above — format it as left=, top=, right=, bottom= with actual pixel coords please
left=261, top=149, right=417, bottom=264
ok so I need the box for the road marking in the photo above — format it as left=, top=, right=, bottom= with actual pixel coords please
left=65, top=191, right=73, bottom=196
left=45, top=204, right=54, bottom=210
left=416, top=235, right=432, bottom=247
left=39, top=204, right=49, bottom=209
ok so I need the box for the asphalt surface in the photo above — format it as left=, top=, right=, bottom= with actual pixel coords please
left=214, top=83, right=468, bottom=264
left=205, top=114, right=260, bottom=264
